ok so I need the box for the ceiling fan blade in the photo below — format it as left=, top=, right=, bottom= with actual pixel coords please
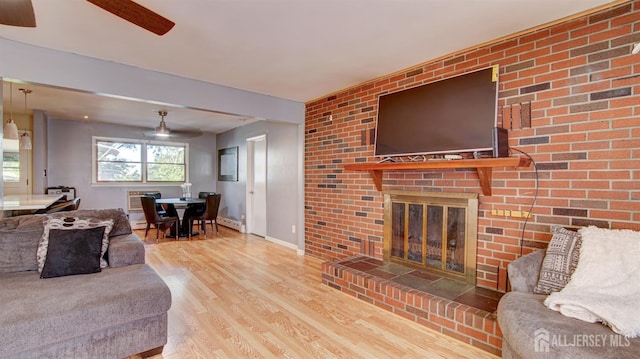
left=172, top=130, right=204, bottom=138
left=0, top=0, right=36, bottom=27
left=143, top=129, right=203, bottom=139
left=86, top=0, right=175, bottom=36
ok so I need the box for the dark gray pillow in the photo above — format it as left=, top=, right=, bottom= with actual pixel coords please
left=37, top=217, right=114, bottom=272
left=40, top=227, right=105, bottom=279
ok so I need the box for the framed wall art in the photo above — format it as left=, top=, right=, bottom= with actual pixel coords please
left=218, top=146, right=238, bottom=181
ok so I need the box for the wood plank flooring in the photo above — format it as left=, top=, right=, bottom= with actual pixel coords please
left=133, top=227, right=498, bottom=359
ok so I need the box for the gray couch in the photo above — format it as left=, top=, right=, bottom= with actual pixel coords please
left=0, top=208, right=172, bottom=359
left=497, top=250, right=639, bottom=358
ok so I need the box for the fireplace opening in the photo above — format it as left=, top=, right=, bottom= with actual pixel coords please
left=384, top=191, right=478, bottom=284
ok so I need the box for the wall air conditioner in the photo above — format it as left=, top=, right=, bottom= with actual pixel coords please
left=127, top=190, right=159, bottom=212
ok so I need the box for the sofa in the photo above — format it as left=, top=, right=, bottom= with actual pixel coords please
left=0, top=208, right=172, bottom=359
left=497, top=249, right=640, bottom=358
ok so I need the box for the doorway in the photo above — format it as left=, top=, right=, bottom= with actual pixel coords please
left=246, top=135, right=267, bottom=237
left=3, top=133, right=33, bottom=196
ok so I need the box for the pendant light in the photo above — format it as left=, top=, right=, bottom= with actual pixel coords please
left=3, top=82, right=19, bottom=140
left=19, top=88, right=32, bottom=150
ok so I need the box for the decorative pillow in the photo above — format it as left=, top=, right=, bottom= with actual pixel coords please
left=37, top=217, right=114, bottom=272
left=533, top=225, right=582, bottom=294
left=0, top=228, right=43, bottom=273
left=40, top=227, right=105, bottom=279
left=49, top=208, right=131, bottom=237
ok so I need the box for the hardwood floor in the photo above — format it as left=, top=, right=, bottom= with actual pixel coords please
left=133, top=227, right=498, bottom=358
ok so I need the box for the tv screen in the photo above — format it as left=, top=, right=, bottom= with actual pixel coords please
left=374, top=66, right=499, bottom=158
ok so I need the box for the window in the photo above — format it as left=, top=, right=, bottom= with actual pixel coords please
left=93, top=137, right=188, bottom=184
left=3, top=151, right=20, bottom=182
left=3, top=136, right=32, bottom=195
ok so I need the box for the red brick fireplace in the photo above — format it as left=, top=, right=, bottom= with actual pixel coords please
left=306, top=1, right=640, bottom=355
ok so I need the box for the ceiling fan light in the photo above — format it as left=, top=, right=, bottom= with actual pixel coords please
left=155, top=120, right=171, bottom=137
left=155, top=111, right=172, bottom=137
left=4, top=119, right=19, bottom=140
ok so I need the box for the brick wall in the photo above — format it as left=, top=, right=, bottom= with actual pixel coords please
left=305, top=1, right=640, bottom=290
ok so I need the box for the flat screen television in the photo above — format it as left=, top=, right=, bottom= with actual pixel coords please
left=374, top=66, right=506, bottom=158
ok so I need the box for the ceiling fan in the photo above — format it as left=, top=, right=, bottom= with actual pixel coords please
left=144, top=111, right=203, bottom=139
left=0, top=0, right=175, bottom=35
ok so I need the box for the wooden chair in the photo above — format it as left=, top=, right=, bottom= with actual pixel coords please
left=140, top=196, right=179, bottom=241
left=188, top=193, right=221, bottom=238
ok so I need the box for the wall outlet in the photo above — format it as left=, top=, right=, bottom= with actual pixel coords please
left=291, top=225, right=296, bottom=233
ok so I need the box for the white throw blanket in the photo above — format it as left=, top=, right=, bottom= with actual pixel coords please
left=544, top=226, right=640, bottom=337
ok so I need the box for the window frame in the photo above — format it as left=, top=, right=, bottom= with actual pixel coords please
left=92, top=136, right=189, bottom=186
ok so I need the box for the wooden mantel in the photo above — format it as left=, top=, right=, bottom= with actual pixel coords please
left=343, top=156, right=531, bottom=195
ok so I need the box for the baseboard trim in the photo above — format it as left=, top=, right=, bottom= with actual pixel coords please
left=265, top=235, right=298, bottom=251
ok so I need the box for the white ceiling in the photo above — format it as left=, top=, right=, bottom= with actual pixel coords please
left=0, top=0, right=619, bottom=134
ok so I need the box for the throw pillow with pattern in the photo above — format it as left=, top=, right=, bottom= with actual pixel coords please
left=533, top=225, right=582, bottom=294
left=37, top=216, right=114, bottom=273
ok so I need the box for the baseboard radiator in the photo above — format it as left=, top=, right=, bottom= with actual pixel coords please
left=217, top=217, right=243, bottom=232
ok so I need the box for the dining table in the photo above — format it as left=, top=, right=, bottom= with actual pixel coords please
left=156, top=197, right=205, bottom=237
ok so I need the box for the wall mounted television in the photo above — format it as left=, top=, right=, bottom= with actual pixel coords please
left=374, top=66, right=507, bottom=159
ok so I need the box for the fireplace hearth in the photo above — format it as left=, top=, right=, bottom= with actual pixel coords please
left=383, top=191, right=478, bottom=284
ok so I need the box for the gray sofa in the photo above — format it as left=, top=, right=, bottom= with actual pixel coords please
left=497, top=250, right=639, bottom=358
left=0, top=208, right=172, bottom=359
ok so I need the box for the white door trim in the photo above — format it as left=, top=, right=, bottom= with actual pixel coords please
left=246, top=134, right=267, bottom=237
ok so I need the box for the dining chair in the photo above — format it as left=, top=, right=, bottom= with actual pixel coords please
left=198, top=191, right=217, bottom=199
left=143, top=191, right=167, bottom=216
left=188, top=193, right=221, bottom=238
left=140, top=195, right=179, bottom=241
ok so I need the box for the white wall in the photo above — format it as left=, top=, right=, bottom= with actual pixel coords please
left=217, top=121, right=300, bottom=246
left=47, top=118, right=217, bottom=218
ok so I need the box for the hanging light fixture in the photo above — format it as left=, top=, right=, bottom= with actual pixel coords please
left=3, top=82, right=19, bottom=140
left=155, top=110, right=171, bottom=137
left=19, top=88, right=33, bottom=150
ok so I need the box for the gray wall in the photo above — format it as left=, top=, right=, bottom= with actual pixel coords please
left=1, top=39, right=306, bottom=251
left=47, top=118, right=217, bottom=218
left=0, top=39, right=304, bottom=124
left=217, top=121, right=299, bottom=246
